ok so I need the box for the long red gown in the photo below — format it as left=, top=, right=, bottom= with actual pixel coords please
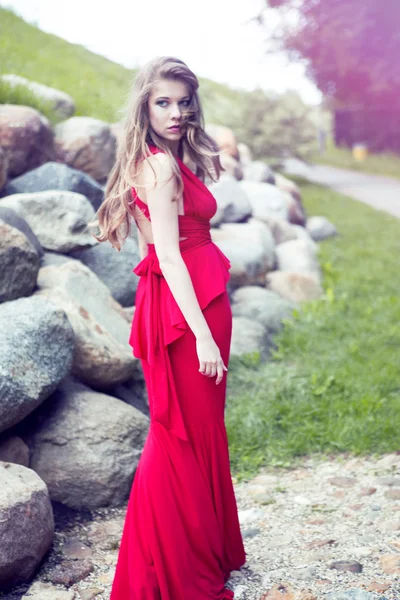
left=109, top=144, right=246, bottom=600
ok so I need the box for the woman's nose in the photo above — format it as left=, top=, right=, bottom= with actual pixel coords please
left=170, top=104, right=182, bottom=119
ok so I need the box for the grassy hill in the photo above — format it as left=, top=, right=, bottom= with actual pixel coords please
left=0, top=6, right=246, bottom=127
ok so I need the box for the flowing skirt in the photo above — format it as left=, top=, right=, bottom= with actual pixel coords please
left=110, top=291, right=246, bottom=599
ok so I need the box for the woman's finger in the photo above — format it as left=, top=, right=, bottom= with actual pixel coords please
left=199, top=360, right=206, bottom=374
left=215, top=361, right=224, bottom=385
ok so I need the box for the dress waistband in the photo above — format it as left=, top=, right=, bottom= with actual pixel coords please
left=148, top=214, right=211, bottom=247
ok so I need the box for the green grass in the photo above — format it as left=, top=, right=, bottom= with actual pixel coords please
left=312, top=139, right=400, bottom=181
left=0, top=6, right=246, bottom=127
left=227, top=180, right=400, bottom=481
left=0, top=7, right=133, bottom=124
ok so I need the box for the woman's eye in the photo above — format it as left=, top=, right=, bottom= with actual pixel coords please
left=157, top=101, right=168, bottom=107
left=181, top=100, right=191, bottom=107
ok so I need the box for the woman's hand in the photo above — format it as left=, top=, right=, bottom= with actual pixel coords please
left=196, top=334, right=228, bottom=385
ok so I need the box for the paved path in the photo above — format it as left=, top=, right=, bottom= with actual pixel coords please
left=283, top=159, right=400, bottom=219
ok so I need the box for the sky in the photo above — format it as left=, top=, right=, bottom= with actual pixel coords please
left=1, top=0, right=322, bottom=106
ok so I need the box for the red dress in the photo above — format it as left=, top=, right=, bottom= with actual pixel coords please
left=109, top=144, right=246, bottom=600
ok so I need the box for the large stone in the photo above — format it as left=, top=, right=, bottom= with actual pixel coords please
left=231, top=285, right=296, bottom=334
left=34, top=261, right=138, bottom=388
left=111, top=377, right=149, bottom=415
left=219, top=151, right=243, bottom=180
left=286, top=193, right=307, bottom=226
left=0, top=219, right=40, bottom=303
left=218, top=219, right=275, bottom=270
left=238, top=180, right=290, bottom=222
left=306, top=215, right=337, bottom=241
left=0, top=104, right=55, bottom=178
left=230, top=316, right=271, bottom=361
left=263, top=216, right=298, bottom=245
left=54, top=116, right=117, bottom=183
left=0, top=190, right=97, bottom=253
left=0, top=161, right=104, bottom=211
left=211, top=226, right=272, bottom=289
left=0, top=435, right=30, bottom=467
left=0, top=205, right=43, bottom=257
left=0, top=296, right=75, bottom=434
left=266, top=271, right=324, bottom=303
left=1, top=74, right=75, bottom=119
left=41, top=251, right=81, bottom=268
left=69, top=237, right=140, bottom=307
left=274, top=172, right=302, bottom=203
left=275, top=238, right=321, bottom=279
left=243, top=160, right=275, bottom=184
left=291, top=224, right=319, bottom=252
left=25, top=377, right=149, bottom=509
left=208, top=176, right=252, bottom=226
left=0, top=462, right=54, bottom=590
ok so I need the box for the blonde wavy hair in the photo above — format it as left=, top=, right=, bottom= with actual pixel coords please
left=88, top=56, right=224, bottom=251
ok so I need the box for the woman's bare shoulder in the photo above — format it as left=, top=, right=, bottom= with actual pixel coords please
left=140, top=151, right=175, bottom=189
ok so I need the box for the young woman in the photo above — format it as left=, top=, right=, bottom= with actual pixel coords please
left=90, top=56, right=246, bottom=599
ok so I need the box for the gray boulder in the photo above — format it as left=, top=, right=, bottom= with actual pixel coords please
left=70, top=238, right=140, bottom=307
left=0, top=161, right=104, bottom=211
left=231, top=286, right=296, bottom=335
left=306, top=215, right=338, bottom=241
left=0, top=219, right=40, bottom=303
left=0, top=205, right=43, bottom=257
left=212, top=229, right=271, bottom=289
left=230, top=317, right=271, bottom=361
left=208, top=176, right=252, bottom=226
left=275, top=238, right=321, bottom=280
left=239, top=181, right=290, bottom=222
left=0, top=462, right=54, bottom=590
left=211, top=220, right=276, bottom=290
left=243, top=160, right=275, bottom=184
left=34, top=260, right=138, bottom=388
left=41, top=251, right=80, bottom=267
left=25, top=377, right=149, bottom=509
left=0, top=190, right=97, bottom=253
left=291, top=224, right=318, bottom=250
left=0, top=435, right=30, bottom=467
left=0, top=295, right=75, bottom=434
left=263, top=216, right=298, bottom=245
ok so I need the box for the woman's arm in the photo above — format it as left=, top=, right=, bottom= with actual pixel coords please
left=137, top=226, right=148, bottom=261
left=142, top=153, right=211, bottom=342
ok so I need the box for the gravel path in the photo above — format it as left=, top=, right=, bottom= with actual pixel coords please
left=1, top=452, right=399, bottom=600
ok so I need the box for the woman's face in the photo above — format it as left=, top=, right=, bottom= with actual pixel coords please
left=148, top=78, right=191, bottom=145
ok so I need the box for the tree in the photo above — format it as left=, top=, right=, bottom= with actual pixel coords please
left=263, top=0, right=400, bottom=109
left=232, top=88, right=317, bottom=160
